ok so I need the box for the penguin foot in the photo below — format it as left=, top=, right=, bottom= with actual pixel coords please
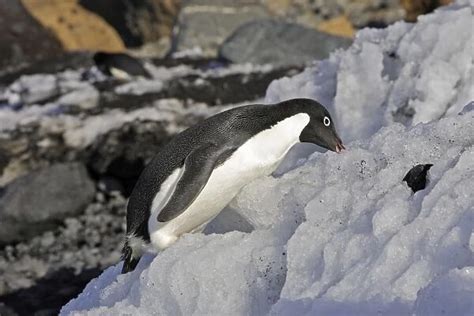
left=121, top=245, right=140, bottom=274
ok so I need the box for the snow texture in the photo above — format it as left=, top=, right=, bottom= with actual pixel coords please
left=62, top=2, right=473, bottom=316
left=266, top=0, right=473, bottom=143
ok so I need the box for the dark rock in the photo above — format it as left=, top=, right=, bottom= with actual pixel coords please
left=79, top=0, right=181, bottom=48
left=0, top=0, right=63, bottom=76
left=0, top=303, right=18, bottom=316
left=97, top=176, right=125, bottom=195
left=219, top=20, right=352, bottom=66
left=0, top=163, right=95, bottom=244
left=0, top=52, right=93, bottom=86
left=0, top=191, right=126, bottom=305
left=401, top=0, right=453, bottom=22
left=403, top=164, right=433, bottom=193
left=0, top=149, right=9, bottom=176
left=343, top=0, right=404, bottom=28
left=161, top=66, right=303, bottom=105
left=0, top=267, right=102, bottom=316
left=87, top=121, right=168, bottom=196
left=171, top=0, right=269, bottom=57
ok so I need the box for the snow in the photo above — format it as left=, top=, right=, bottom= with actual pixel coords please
left=61, top=108, right=473, bottom=316
left=0, top=60, right=272, bottom=133
left=266, top=1, right=473, bottom=143
left=415, top=267, right=474, bottom=316
left=61, top=2, right=473, bottom=315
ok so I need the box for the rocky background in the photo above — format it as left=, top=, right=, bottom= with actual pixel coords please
left=0, top=1, right=452, bottom=315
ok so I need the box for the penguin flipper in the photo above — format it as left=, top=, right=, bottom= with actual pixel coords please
left=157, top=143, right=236, bottom=222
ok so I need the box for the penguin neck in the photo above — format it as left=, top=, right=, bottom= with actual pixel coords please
left=267, top=101, right=312, bottom=124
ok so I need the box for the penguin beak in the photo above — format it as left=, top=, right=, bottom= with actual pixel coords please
left=335, top=138, right=345, bottom=153
left=329, top=134, right=345, bottom=153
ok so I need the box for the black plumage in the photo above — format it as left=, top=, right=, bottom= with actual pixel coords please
left=93, top=52, right=152, bottom=79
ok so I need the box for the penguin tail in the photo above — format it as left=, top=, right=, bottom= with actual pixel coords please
left=120, top=235, right=143, bottom=274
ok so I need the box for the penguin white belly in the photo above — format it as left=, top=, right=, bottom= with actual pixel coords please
left=149, top=113, right=310, bottom=250
left=109, top=67, right=132, bottom=80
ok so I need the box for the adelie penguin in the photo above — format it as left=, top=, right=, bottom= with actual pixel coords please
left=121, top=98, right=345, bottom=273
left=93, top=52, right=152, bottom=80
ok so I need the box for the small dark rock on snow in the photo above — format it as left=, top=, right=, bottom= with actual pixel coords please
left=403, top=164, right=433, bottom=193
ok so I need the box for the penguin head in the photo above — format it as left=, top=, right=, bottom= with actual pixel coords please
left=93, top=52, right=108, bottom=64
left=297, top=99, right=345, bottom=153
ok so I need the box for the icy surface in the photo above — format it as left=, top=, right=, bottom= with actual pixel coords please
left=62, top=2, right=473, bottom=316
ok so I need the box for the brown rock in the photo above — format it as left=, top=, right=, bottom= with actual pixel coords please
left=79, top=0, right=181, bottom=48
left=21, top=0, right=125, bottom=52
left=401, top=0, right=453, bottom=22
left=0, top=0, right=63, bottom=74
left=317, top=15, right=355, bottom=38
left=263, top=0, right=406, bottom=30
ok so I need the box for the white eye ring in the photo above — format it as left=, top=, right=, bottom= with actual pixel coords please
left=323, top=116, right=331, bottom=127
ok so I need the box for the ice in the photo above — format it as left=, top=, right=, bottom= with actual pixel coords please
left=61, top=2, right=473, bottom=315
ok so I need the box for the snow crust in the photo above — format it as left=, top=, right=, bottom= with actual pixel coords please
left=62, top=2, right=473, bottom=315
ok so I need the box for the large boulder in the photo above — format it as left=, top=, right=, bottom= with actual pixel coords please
left=79, top=0, right=181, bottom=48
left=0, top=0, right=63, bottom=75
left=0, top=163, right=95, bottom=244
left=21, top=0, right=125, bottom=52
left=171, top=0, right=269, bottom=56
left=219, top=20, right=352, bottom=66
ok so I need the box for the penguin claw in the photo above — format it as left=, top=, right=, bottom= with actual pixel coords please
left=335, top=142, right=345, bottom=153
left=121, top=245, right=140, bottom=274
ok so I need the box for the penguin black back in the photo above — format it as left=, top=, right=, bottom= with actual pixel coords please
left=93, top=52, right=152, bottom=79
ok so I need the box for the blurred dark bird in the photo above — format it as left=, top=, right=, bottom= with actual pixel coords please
left=93, top=52, right=152, bottom=80
left=403, top=164, right=433, bottom=193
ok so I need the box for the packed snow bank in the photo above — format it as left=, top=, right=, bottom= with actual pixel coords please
left=62, top=2, right=473, bottom=315
left=61, top=105, right=473, bottom=316
left=266, top=0, right=473, bottom=143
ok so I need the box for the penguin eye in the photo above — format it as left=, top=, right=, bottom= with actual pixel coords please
left=323, top=116, right=331, bottom=127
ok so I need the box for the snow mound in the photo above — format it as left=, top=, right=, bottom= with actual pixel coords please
left=61, top=2, right=473, bottom=315
left=266, top=0, right=473, bottom=143
left=62, top=106, right=473, bottom=316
